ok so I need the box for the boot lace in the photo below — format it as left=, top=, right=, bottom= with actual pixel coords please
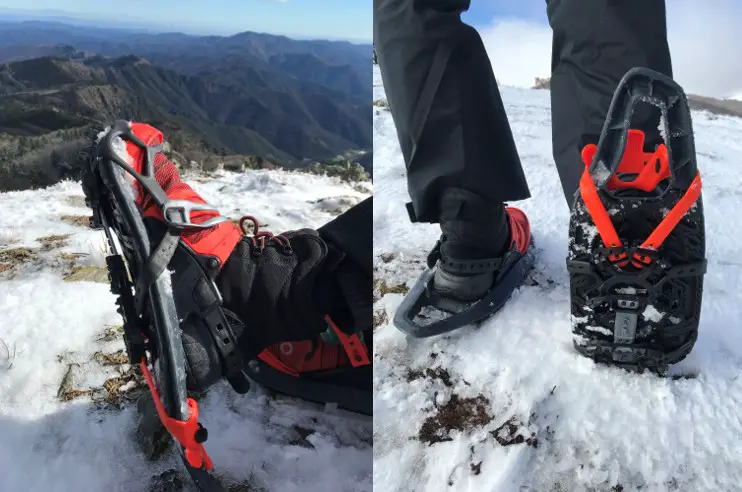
left=238, top=215, right=292, bottom=254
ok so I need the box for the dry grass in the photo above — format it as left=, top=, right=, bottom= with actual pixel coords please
left=60, top=215, right=91, bottom=227
left=56, top=347, right=145, bottom=406
left=63, top=265, right=109, bottom=283
left=38, top=233, right=72, bottom=250
left=58, top=252, right=86, bottom=261
left=0, top=247, right=39, bottom=273
left=373, top=309, right=388, bottom=329
left=93, top=349, right=129, bottom=366
left=373, top=278, right=409, bottom=303
left=96, top=324, right=124, bottom=342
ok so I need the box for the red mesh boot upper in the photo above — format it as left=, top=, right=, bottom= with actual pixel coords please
left=124, top=122, right=240, bottom=268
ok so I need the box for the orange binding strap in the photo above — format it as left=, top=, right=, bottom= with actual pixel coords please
left=579, top=131, right=702, bottom=266
left=326, top=316, right=370, bottom=367
left=140, top=358, right=213, bottom=471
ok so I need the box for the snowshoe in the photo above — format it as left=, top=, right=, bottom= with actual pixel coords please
left=568, top=67, right=706, bottom=375
left=82, top=120, right=250, bottom=492
left=394, top=207, right=535, bottom=338
left=229, top=216, right=373, bottom=415
left=246, top=319, right=372, bottom=415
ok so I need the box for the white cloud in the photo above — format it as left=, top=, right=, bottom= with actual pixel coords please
left=477, top=1, right=742, bottom=98
left=478, top=18, right=552, bottom=89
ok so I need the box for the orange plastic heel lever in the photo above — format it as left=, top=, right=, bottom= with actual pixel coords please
left=140, top=358, right=214, bottom=471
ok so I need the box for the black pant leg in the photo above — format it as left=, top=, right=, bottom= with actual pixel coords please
left=374, top=0, right=530, bottom=223
left=318, top=196, right=372, bottom=277
left=547, top=0, right=672, bottom=206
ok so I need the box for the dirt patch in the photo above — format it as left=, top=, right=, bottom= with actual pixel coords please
left=38, top=233, right=71, bottom=250
left=60, top=214, right=91, bottom=228
left=379, top=252, right=396, bottom=263
left=289, top=424, right=316, bottom=449
left=57, top=363, right=88, bottom=401
left=406, top=367, right=453, bottom=388
left=93, top=349, right=129, bottom=366
left=147, top=469, right=184, bottom=492
left=99, top=365, right=146, bottom=406
left=373, top=309, right=388, bottom=329
left=374, top=278, right=409, bottom=302
left=374, top=99, right=389, bottom=108
left=419, top=394, right=492, bottom=445
left=0, top=247, right=39, bottom=272
left=64, top=265, right=109, bottom=283
left=470, top=461, right=482, bottom=475
left=490, top=417, right=538, bottom=448
left=96, top=324, right=124, bottom=342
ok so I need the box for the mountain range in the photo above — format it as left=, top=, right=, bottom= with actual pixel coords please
left=0, top=20, right=372, bottom=190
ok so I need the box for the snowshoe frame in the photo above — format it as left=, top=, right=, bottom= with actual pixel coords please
left=83, top=120, right=248, bottom=492
left=393, top=243, right=535, bottom=338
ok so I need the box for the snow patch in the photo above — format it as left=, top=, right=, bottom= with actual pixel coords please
left=0, top=170, right=372, bottom=491
left=643, top=305, right=665, bottom=322
left=373, top=63, right=742, bottom=492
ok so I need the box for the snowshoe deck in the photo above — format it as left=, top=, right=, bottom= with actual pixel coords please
left=568, top=67, right=706, bottom=375
left=393, top=247, right=535, bottom=338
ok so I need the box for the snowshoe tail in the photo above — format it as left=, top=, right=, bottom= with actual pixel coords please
left=568, top=67, right=706, bottom=375
left=245, top=318, right=373, bottom=415
left=393, top=236, right=535, bottom=338
left=82, top=120, right=248, bottom=492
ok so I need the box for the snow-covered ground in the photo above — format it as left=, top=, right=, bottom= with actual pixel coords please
left=373, top=65, right=742, bottom=492
left=0, top=169, right=372, bottom=492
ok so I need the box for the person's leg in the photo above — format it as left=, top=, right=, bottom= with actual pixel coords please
left=316, top=197, right=372, bottom=333
left=373, top=0, right=530, bottom=223
left=547, top=0, right=673, bottom=206
left=374, top=0, right=532, bottom=302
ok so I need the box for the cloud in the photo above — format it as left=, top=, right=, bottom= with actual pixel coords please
left=666, top=0, right=742, bottom=98
left=478, top=18, right=552, bottom=89
left=477, top=1, right=742, bottom=98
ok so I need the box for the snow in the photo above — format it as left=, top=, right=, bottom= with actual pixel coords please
left=0, top=169, right=372, bottom=491
left=373, top=65, right=742, bottom=492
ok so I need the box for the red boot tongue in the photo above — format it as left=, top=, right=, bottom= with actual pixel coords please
left=581, top=129, right=671, bottom=193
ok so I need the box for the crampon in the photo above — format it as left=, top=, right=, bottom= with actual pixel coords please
left=82, top=121, right=370, bottom=491
left=569, top=67, right=706, bottom=375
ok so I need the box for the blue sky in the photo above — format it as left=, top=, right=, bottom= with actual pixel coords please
left=461, top=1, right=548, bottom=27
left=0, top=0, right=372, bottom=42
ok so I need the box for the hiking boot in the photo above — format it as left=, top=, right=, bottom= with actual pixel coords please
left=432, top=188, right=532, bottom=302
